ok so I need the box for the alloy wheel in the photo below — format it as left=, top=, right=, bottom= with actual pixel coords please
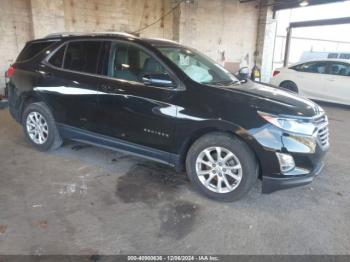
left=195, top=146, right=243, bottom=193
left=26, top=111, right=49, bottom=145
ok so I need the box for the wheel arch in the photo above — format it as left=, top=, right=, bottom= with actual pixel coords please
left=279, top=80, right=299, bottom=93
left=19, top=91, right=51, bottom=122
left=177, top=123, right=263, bottom=178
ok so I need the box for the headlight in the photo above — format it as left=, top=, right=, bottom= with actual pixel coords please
left=258, top=111, right=316, bottom=136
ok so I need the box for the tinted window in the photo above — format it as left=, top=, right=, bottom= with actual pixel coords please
left=49, top=45, right=66, bottom=68
left=329, top=62, right=350, bottom=76
left=17, top=41, right=54, bottom=61
left=339, top=53, right=350, bottom=59
left=328, top=53, right=338, bottom=59
left=295, top=62, right=327, bottom=74
left=108, top=42, right=166, bottom=82
left=64, top=41, right=102, bottom=73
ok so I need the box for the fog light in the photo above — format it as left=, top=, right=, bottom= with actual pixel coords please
left=276, top=153, right=295, bottom=173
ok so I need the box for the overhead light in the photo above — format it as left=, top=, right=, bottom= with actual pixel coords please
left=299, top=0, right=309, bottom=7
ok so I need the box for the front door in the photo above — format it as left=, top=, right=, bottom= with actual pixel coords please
left=324, top=61, right=350, bottom=105
left=96, top=41, right=179, bottom=153
left=293, top=61, right=328, bottom=101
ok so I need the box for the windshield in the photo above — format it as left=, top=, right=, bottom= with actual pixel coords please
left=157, top=46, right=239, bottom=86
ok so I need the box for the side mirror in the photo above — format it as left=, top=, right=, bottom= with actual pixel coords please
left=237, top=67, right=249, bottom=81
left=142, top=73, right=176, bottom=88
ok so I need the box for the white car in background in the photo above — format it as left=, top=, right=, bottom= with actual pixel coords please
left=270, top=59, right=350, bottom=106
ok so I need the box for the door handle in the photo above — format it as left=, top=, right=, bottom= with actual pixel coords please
left=326, top=78, right=335, bottom=82
left=43, top=72, right=52, bottom=78
left=100, top=84, right=112, bottom=91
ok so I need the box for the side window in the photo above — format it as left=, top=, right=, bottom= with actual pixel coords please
left=329, top=62, right=350, bottom=77
left=108, top=42, right=166, bottom=82
left=48, top=45, right=66, bottom=68
left=64, top=41, right=102, bottom=74
left=328, top=53, right=338, bottom=59
left=296, top=62, right=327, bottom=74
left=17, top=41, right=55, bottom=62
left=339, top=53, right=350, bottom=60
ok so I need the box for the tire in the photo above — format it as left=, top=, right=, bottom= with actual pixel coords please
left=186, top=132, right=258, bottom=202
left=22, top=102, right=63, bottom=151
left=280, top=81, right=298, bottom=93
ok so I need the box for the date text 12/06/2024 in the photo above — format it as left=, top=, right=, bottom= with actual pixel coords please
left=127, top=255, right=220, bottom=261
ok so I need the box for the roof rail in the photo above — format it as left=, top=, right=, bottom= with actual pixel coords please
left=45, top=32, right=83, bottom=38
left=44, top=31, right=137, bottom=38
left=144, top=37, right=179, bottom=44
left=93, top=32, right=137, bottom=37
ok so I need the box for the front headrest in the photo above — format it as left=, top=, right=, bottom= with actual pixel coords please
left=142, top=57, right=162, bottom=73
left=115, top=47, right=128, bottom=66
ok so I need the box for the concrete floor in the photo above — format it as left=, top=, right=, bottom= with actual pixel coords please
left=0, top=102, right=349, bottom=255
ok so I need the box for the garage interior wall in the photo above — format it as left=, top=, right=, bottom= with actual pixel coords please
left=0, top=0, right=34, bottom=89
left=179, top=0, right=259, bottom=71
left=0, top=0, right=275, bottom=91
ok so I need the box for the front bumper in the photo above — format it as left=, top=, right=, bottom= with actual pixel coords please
left=250, top=117, right=329, bottom=194
left=262, top=161, right=324, bottom=194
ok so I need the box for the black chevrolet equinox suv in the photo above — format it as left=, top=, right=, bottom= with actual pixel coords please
left=7, top=32, right=329, bottom=201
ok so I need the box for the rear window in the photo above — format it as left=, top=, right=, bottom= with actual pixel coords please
left=17, top=41, right=54, bottom=62
left=63, top=41, right=102, bottom=74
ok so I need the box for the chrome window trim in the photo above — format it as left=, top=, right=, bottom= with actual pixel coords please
left=42, top=38, right=186, bottom=92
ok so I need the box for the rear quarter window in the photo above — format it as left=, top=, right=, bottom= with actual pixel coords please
left=16, top=41, right=55, bottom=62
left=290, top=62, right=327, bottom=74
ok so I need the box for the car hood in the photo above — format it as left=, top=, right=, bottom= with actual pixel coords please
left=223, top=80, right=322, bottom=117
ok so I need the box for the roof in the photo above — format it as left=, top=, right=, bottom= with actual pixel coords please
left=44, top=31, right=137, bottom=39
left=291, top=58, right=350, bottom=66
left=141, top=37, right=181, bottom=47
left=34, top=32, right=181, bottom=47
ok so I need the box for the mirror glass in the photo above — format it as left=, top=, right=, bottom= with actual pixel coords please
left=239, top=67, right=249, bottom=75
left=238, top=67, right=249, bottom=80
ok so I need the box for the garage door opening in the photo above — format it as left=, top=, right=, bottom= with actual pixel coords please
left=272, top=1, right=350, bottom=70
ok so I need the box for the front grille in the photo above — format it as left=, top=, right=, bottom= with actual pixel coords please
left=313, top=113, right=329, bottom=147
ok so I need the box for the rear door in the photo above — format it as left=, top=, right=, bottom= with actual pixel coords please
left=324, top=61, right=350, bottom=105
left=41, top=40, right=104, bottom=132
left=291, top=61, right=328, bottom=100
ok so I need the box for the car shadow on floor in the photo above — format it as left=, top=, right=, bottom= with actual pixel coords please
left=53, top=140, right=262, bottom=205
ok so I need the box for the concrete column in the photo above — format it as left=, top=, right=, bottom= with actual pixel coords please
left=255, top=0, right=277, bottom=83
left=0, top=0, right=33, bottom=93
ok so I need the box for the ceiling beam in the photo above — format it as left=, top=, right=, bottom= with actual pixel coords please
left=273, top=0, right=346, bottom=11
left=289, top=16, right=350, bottom=28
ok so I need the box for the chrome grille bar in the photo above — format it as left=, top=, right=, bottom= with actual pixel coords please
left=313, top=113, right=329, bottom=147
